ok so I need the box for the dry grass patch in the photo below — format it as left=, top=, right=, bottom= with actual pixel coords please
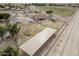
left=36, top=6, right=76, bottom=17
left=19, top=20, right=62, bottom=44
left=19, top=23, right=45, bottom=44
left=40, top=20, right=62, bottom=29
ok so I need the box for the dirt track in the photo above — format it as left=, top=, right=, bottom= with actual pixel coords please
left=36, top=9, right=79, bottom=56
left=46, top=9, right=79, bottom=56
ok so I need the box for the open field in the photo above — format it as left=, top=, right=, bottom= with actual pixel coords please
left=36, top=6, right=76, bottom=17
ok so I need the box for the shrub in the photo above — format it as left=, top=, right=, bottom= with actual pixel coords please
left=46, top=10, right=53, bottom=14
left=0, top=26, right=7, bottom=40
left=0, top=23, right=20, bottom=40
left=1, top=46, right=19, bottom=56
left=0, top=5, right=5, bottom=8
left=0, top=13, right=10, bottom=20
left=7, top=24, right=20, bottom=36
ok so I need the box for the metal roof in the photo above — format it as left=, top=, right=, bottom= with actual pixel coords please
left=19, top=27, right=56, bottom=55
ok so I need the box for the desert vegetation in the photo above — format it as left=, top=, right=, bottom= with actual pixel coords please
left=0, top=13, right=10, bottom=21
left=1, top=46, right=19, bottom=56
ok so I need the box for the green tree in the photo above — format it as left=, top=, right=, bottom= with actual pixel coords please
left=7, top=24, right=20, bottom=36
left=46, top=10, right=53, bottom=15
left=0, top=13, right=10, bottom=20
left=1, top=46, right=19, bottom=56
left=0, top=26, right=6, bottom=40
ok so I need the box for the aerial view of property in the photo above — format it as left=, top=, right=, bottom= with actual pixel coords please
left=0, top=3, right=78, bottom=56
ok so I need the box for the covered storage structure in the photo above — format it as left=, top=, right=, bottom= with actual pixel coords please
left=19, top=27, right=57, bottom=56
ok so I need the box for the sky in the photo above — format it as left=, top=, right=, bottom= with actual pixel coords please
left=0, top=0, right=79, bottom=3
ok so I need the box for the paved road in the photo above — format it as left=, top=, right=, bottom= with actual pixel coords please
left=46, top=9, right=79, bottom=56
